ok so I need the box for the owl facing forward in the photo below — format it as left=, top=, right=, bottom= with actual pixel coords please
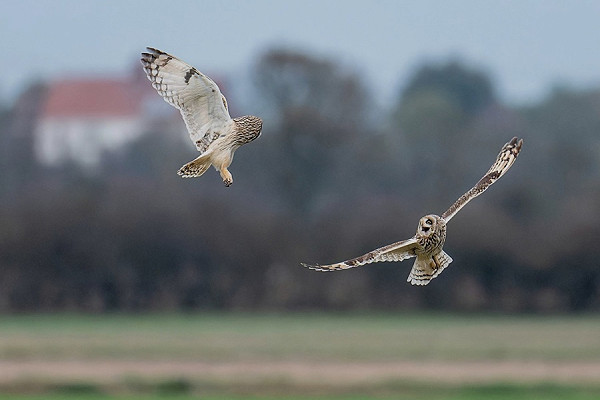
left=141, top=47, right=262, bottom=186
left=302, top=137, right=523, bottom=285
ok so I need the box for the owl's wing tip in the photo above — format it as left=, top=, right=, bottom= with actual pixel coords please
left=407, top=279, right=430, bottom=286
left=300, top=262, right=331, bottom=272
left=508, top=136, right=524, bottom=152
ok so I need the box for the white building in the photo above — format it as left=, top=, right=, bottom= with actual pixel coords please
left=34, top=77, right=176, bottom=167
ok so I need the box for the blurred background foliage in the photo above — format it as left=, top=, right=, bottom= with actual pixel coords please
left=1, top=47, right=599, bottom=313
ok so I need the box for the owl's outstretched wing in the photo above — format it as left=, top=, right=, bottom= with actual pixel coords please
left=140, top=47, right=232, bottom=154
left=441, top=137, right=523, bottom=223
left=301, top=237, right=418, bottom=271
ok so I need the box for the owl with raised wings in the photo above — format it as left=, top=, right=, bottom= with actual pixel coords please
left=141, top=47, right=262, bottom=186
left=302, top=137, right=523, bottom=285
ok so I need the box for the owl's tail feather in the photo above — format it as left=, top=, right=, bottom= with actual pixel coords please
left=407, top=251, right=453, bottom=286
left=178, top=154, right=212, bottom=178
left=432, top=250, right=452, bottom=279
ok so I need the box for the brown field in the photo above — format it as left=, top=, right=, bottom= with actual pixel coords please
left=1, top=359, right=600, bottom=386
left=0, top=313, right=599, bottom=392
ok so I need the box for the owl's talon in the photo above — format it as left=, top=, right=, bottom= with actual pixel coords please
left=223, top=179, right=232, bottom=187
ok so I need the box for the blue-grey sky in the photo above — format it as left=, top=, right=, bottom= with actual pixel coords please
left=2, top=0, right=599, bottom=105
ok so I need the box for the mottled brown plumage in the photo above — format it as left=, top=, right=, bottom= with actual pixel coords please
left=141, top=47, right=262, bottom=186
left=302, top=137, right=523, bottom=286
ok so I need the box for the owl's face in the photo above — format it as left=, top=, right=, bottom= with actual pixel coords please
left=417, top=214, right=444, bottom=238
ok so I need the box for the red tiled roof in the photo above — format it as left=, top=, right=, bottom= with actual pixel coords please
left=42, top=78, right=141, bottom=118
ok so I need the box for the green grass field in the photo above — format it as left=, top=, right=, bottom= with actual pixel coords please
left=2, top=312, right=600, bottom=361
left=1, top=384, right=600, bottom=400
left=0, top=313, right=599, bottom=399
left=1, top=382, right=600, bottom=400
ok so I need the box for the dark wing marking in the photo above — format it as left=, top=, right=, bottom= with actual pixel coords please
left=441, top=137, right=523, bottom=222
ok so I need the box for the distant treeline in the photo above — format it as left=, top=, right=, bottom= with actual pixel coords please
left=1, top=48, right=599, bottom=312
